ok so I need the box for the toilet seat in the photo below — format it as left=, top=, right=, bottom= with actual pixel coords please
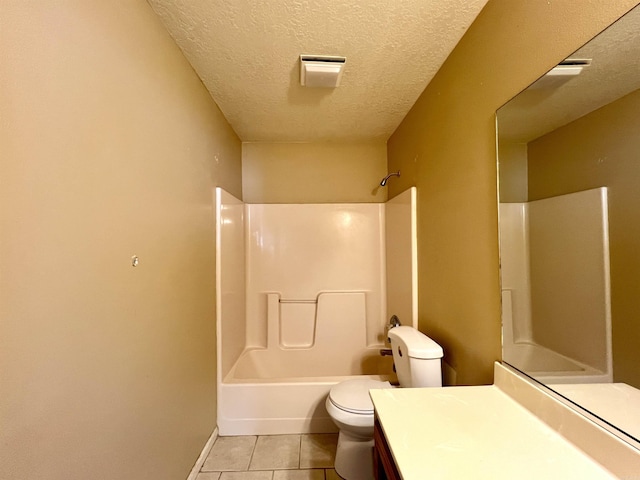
left=328, top=379, right=392, bottom=415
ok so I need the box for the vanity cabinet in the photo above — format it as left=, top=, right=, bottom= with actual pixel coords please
left=373, top=416, right=400, bottom=480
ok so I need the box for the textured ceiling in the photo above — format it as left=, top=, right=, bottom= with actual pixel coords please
left=498, top=5, right=640, bottom=143
left=147, top=0, right=489, bottom=142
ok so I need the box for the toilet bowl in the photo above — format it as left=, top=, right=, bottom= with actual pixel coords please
left=326, top=326, right=444, bottom=480
left=325, top=378, right=391, bottom=480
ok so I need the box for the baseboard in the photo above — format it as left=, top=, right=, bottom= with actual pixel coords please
left=186, top=427, right=218, bottom=480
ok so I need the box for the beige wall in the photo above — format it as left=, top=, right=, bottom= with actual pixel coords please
left=498, top=142, right=528, bottom=203
left=242, top=142, right=387, bottom=203
left=528, top=88, right=640, bottom=388
left=387, top=0, right=638, bottom=385
left=0, top=2, right=241, bottom=479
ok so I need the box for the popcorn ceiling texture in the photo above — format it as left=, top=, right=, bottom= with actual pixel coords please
left=147, top=0, right=489, bottom=142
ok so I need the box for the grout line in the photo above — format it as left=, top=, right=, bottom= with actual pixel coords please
left=246, top=435, right=259, bottom=472
left=298, top=434, right=303, bottom=469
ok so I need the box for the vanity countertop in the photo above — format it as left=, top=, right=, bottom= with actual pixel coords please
left=370, top=368, right=628, bottom=479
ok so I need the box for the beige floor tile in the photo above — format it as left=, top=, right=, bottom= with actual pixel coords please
left=250, top=435, right=301, bottom=470
left=197, top=473, right=222, bottom=480
left=219, top=472, right=274, bottom=480
left=299, top=434, right=338, bottom=469
left=273, top=469, right=325, bottom=480
left=324, top=469, right=343, bottom=480
left=202, top=436, right=258, bottom=472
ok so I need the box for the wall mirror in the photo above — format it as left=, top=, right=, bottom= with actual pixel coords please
left=497, top=4, right=640, bottom=447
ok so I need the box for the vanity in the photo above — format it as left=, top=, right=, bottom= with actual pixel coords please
left=371, top=363, right=640, bottom=479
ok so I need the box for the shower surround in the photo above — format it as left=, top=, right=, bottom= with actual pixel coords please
left=215, top=187, right=417, bottom=435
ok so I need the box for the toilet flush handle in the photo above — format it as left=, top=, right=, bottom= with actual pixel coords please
left=386, top=315, right=401, bottom=343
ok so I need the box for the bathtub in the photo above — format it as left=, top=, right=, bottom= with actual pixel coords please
left=216, top=291, right=395, bottom=436
left=217, top=348, right=394, bottom=436
left=505, top=342, right=612, bottom=385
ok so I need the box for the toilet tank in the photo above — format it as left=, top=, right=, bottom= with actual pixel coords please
left=388, top=326, right=443, bottom=388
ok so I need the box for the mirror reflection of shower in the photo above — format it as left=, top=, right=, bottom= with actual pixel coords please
left=380, top=171, right=400, bottom=186
left=500, top=187, right=612, bottom=385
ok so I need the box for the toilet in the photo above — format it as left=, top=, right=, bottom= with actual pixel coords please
left=325, top=326, right=444, bottom=480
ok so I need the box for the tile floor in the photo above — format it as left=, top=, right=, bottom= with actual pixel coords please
left=196, top=434, right=343, bottom=480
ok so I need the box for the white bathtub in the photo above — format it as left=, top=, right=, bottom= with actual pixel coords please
left=505, top=342, right=612, bottom=385
left=214, top=292, right=395, bottom=436
left=217, top=348, right=393, bottom=436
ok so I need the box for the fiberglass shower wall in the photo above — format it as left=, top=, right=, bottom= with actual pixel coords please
left=245, top=203, right=385, bottom=350
left=216, top=188, right=246, bottom=382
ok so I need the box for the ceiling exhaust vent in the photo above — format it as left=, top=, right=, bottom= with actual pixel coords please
left=547, top=58, right=592, bottom=77
left=530, top=58, right=591, bottom=90
left=300, top=55, right=346, bottom=88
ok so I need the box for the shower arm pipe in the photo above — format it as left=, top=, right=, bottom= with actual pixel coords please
left=380, top=171, right=400, bottom=186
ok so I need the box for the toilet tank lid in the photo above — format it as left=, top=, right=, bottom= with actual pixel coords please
left=388, top=326, right=444, bottom=359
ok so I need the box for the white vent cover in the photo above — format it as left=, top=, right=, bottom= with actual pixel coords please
left=530, top=58, right=591, bottom=90
left=300, top=55, right=346, bottom=88
left=546, top=58, right=591, bottom=77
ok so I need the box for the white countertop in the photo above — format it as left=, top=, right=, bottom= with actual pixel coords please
left=370, top=384, right=618, bottom=479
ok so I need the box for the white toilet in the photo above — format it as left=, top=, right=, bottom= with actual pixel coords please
left=325, top=326, right=444, bottom=480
